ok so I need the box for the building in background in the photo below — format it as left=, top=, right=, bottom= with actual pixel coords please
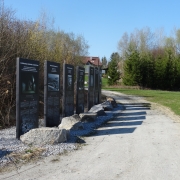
left=82, top=56, right=102, bottom=74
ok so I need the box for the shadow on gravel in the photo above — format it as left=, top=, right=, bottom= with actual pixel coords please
left=93, top=127, right=136, bottom=136
left=75, top=137, right=86, bottom=144
left=104, top=121, right=143, bottom=127
left=0, top=150, right=12, bottom=158
left=123, top=103, right=151, bottom=107
left=92, top=103, right=150, bottom=136
left=112, top=115, right=146, bottom=121
left=123, top=103, right=151, bottom=111
left=118, top=111, right=147, bottom=116
left=70, top=103, right=150, bottom=138
left=125, top=107, right=150, bottom=111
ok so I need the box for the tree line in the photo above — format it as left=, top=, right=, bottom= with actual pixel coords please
left=0, top=2, right=89, bottom=127
left=117, top=27, right=180, bottom=90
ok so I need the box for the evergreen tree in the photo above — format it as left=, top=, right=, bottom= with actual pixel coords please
left=119, top=27, right=180, bottom=90
left=123, top=50, right=141, bottom=86
left=153, top=56, right=166, bottom=89
left=107, top=53, right=120, bottom=85
left=164, top=50, right=175, bottom=90
left=139, top=55, right=149, bottom=87
left=101, top=56, right=107, bottom=66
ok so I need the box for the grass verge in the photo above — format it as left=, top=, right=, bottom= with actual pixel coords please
left=104, top=88, right=180, bottom=116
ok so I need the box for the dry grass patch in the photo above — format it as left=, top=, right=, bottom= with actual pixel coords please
left=7, top=148, right=45, bottom=167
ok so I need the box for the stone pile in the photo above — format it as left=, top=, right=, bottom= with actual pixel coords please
left=20, top=97, right=118, bottom=145
left=20, top=128, right=67, bottom=145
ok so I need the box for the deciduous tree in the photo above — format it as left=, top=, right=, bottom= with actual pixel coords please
left=107, top=53, right=120, bottom=85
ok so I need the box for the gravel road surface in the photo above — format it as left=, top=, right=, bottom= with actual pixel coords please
left=1, top=90, right=180, bottom=180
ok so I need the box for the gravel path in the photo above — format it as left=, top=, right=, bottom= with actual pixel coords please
left=1, top=90, right=180, bottom=180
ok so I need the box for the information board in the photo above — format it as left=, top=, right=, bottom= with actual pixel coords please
left=87, top=66, right=94, bottom=110
left=16, top=58, right=39, bottom=139
left=94, top=67, right=99, bottom=105
left=98, top=67, right=102, bottom=104
left=76, top=66, right=85, bottom=114
left=62, top=64, right=74, bottom=117
left=44, top=61, right=60, bottom=127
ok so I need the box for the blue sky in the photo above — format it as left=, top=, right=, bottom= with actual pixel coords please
left=3, top=0, right=180, bottom=60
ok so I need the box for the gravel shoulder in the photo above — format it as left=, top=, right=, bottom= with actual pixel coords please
left=1, top=90, right=180, bottom=180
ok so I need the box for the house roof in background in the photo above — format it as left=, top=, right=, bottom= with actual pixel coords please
left=82, top=56, right=102, bottom=66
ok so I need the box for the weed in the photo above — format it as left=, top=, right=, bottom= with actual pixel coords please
left=51, top=158, right=59, bottom=162
left=25, top=149, right=33, bottom=153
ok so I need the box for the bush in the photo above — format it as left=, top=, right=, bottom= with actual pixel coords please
left=0, top=4, right=89, bottom=128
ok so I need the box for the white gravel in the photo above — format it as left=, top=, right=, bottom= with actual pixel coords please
left=0, top=106, right=120, bottom=167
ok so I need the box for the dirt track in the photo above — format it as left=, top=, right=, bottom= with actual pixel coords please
left=1, top=90, right=180, bottom=180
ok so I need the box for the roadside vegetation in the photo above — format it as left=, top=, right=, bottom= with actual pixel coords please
left=106, top=27, right=180, bottom=91
left=0, top=2, right=89, bottom=128
left=104, top=87, right=180, bottom=116
left=101, top=76, right=108, bottom=87
left=103, top=27, right=180, bottom=117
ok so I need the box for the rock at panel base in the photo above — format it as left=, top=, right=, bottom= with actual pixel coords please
left=101, top=101, right=113, bottom=111
left=106, top=97, right=118, bottom=108
left=20, top=127, right=67, bottom=145
left=79, top=112, right=97, bottom=122
left=88, top=104, right=106, bottom=116
left=58, top=114, right=84, bottom=130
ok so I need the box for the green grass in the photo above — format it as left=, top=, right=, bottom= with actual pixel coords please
left=84, top=75, right=88, bottom=87
left=85, top=75, right=88, bottom=82
left=104, top=88, right=180, bottom=116
left=101, top=77, right=108, bottom=87
left=84, top=75, right=108, bottom=87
